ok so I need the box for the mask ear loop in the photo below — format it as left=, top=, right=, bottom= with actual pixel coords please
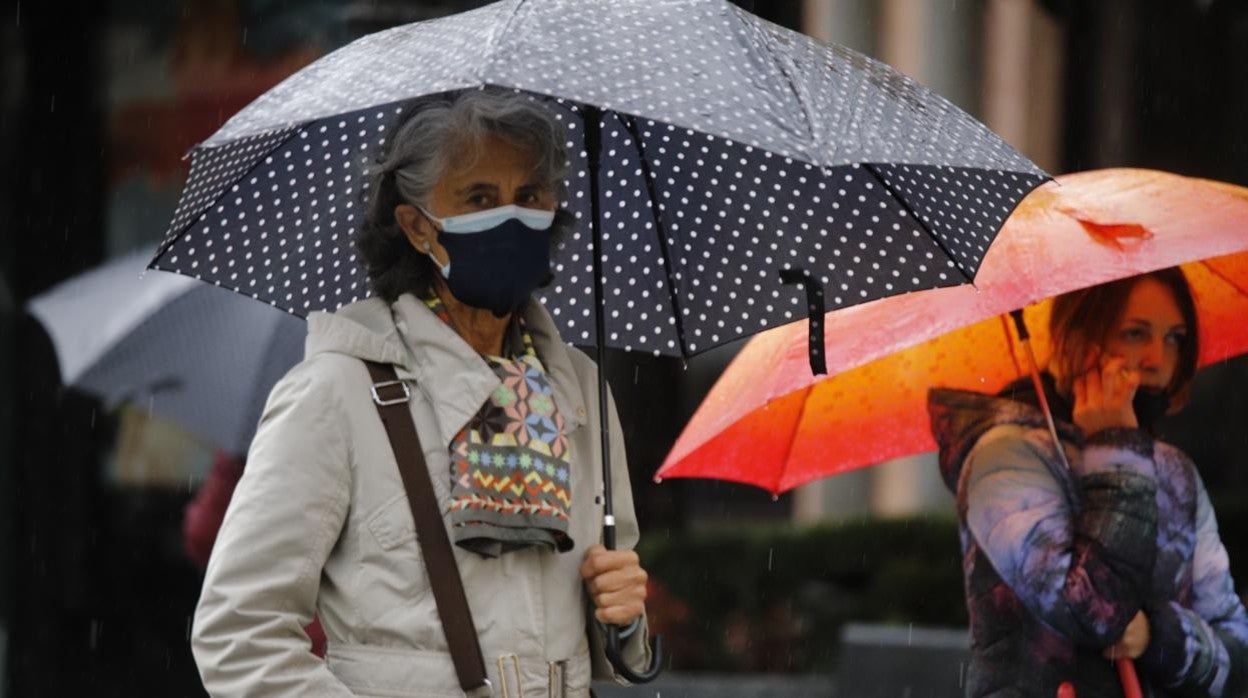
left=411, top=205, right=451, bottom=278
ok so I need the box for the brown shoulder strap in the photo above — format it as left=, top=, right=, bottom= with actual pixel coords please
left=363, top=360, right=489, bottom=694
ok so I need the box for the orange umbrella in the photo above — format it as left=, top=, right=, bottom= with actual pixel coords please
left=656, top=168, right=1248, bottom=495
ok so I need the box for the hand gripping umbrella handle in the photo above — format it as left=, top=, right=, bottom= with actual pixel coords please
left=601, top=523, right=665, bottom=683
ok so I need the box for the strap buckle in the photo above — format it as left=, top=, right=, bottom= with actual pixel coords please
left=370, top=379, right=411, bottom=406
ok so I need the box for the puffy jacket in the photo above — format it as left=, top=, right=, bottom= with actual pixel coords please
left=928, top=375, right=1248, bottom=697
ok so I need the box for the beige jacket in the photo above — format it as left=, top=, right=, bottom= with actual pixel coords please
left=192, top=294, right=650, bottom=697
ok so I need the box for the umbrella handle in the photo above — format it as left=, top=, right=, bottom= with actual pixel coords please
left=1117, top=658, right=1143, bottom=698
left=605, top=623, right=665, bottom=684
left=778, top=267, right=827, bottom=376
left=601, top=523, right=665, bottom=683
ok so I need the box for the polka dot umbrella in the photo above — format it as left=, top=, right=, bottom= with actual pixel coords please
left=150, top=0, right=1048, bottom=680
left=152, top=0, right=1046, bottom=356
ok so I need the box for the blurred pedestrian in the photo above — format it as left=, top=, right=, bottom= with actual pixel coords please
left=929, top=268, right=1248, bottom=696
left=190, top=88, right=651, bottom=697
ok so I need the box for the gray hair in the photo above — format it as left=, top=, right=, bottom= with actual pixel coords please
left=355, top=87, right=575, bottom=302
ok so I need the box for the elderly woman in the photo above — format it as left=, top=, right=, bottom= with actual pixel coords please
left=192, top=89, right=652, bottom=697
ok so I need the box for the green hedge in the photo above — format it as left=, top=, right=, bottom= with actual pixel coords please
left=639, top=501, right=1248, bottom=674
left=637, top=515, right=966, bottom=673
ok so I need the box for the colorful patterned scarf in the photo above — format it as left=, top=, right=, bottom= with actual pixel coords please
left=423, top=293, right=573, bottom=557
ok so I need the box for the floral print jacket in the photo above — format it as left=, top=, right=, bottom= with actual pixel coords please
left=928, top=377, right=1248, bottom=697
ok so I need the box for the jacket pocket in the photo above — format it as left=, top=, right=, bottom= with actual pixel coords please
left=367, top=493, right=417, bottom=551
left=357, top=492, right=430, bottom=621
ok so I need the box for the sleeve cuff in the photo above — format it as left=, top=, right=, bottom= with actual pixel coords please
left=1137, top=601, right=1187, bottom=684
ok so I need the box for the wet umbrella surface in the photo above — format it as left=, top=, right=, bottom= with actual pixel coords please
left=152, top=0, right=1047, bottom=360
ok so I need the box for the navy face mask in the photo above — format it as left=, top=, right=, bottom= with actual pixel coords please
left=419, top=205, right=555, bottom=318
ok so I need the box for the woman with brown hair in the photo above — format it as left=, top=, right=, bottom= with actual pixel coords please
left=929, top=268, right=1248, bottom=697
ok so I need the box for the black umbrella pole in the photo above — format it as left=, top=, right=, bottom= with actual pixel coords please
left=584, top=104, right=664, bottom=683
left=585, top=105, right=617, bottom=542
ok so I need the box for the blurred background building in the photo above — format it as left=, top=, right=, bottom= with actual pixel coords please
left=2, top=0, right=1246, bottom=694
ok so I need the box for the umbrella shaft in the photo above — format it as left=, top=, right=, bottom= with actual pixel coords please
left=1014, top=314, right=1072, bottom=471
left=603, top=521, right=616, bottom=550
left=584, top=104, right=618, bottom=540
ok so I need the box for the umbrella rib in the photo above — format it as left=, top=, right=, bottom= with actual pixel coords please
left=999, top=312, right=1025, bottom=378
left=773, top=384, right=815, bottom=495
left=620, top=114, right=692, bottom=357
left=480, top=0, right=528, bottom=79
left=1199, top=258, right=1248, bottom=297
left=155, top=129, right=301, bottom=264
left=863, top=164, right=975, bottom=284
left=755, top=22, right=820, bottom=156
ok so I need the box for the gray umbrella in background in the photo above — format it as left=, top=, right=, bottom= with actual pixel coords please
left=27, top=246, right=305, bottom=456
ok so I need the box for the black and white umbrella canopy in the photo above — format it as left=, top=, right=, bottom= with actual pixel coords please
left=154, top=0, right=1047, bottom=358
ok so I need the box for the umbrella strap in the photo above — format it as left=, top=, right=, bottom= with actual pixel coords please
left=779, top=267, right=827, bottom=375
left=364, top=360, right=491, bottom=696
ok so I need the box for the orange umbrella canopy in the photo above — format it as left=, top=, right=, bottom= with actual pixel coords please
left=657, top=169, right=1248, bottom=494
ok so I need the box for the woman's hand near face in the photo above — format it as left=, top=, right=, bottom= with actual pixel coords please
left=1073, top=354, right=1141, bottom=434
left=580, top=544, right=648, bottom=626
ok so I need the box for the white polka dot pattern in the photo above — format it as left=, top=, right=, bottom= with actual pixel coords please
left=534, top=112, right=1045, bottom=356
left=160, top=128, right=298, bottom=257
left=153, top=106, right=390, bottom=312
left=155, top=0, right=1051, bottom=358
left=202, top=4, right=503, bottom=147
left=201, top=0, right=1044, bottom=177
left=539, top=106, right=684, bottom=354
left=868, top=164, right=1039, bottom=279
left=154, top=91, right=1045, bottom=356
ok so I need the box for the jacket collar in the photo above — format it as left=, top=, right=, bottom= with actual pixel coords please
left=306, top=297, right=408, bottom=367
left=385, top=294, right=589, bottom=447
left=927, top=380, right=1082, bottom=495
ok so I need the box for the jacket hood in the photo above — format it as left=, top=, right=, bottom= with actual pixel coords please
left=928, top=372, right=1080, bottom=493
left=306, top=297, right=411, bottom=367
